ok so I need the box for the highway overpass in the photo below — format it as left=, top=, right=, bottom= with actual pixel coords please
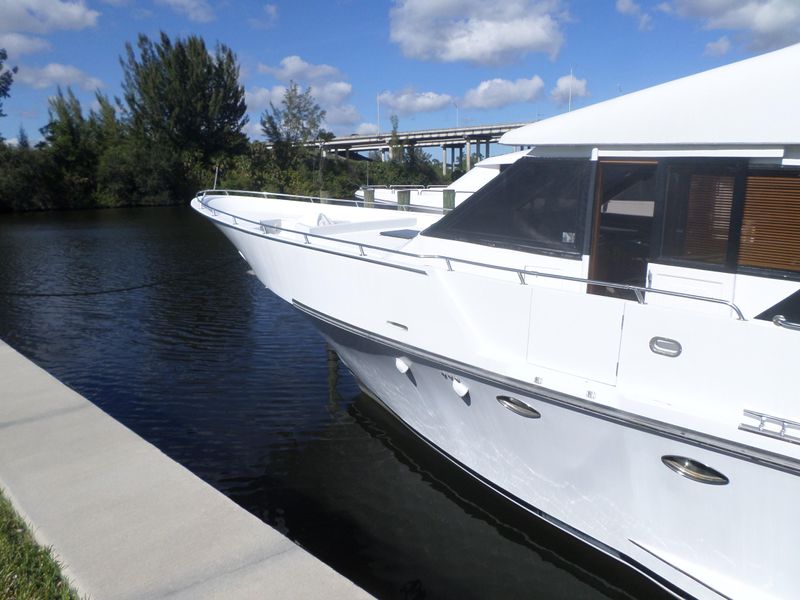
left=320, top=122, right=530, bottom=173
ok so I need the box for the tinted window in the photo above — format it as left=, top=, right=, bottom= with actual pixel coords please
left=661, top=162, right=741, bottom=266
left=423, top=158, right=592, bottom=255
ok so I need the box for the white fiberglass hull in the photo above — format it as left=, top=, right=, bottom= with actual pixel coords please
left=303, top=303, right=793, bottom=600
left=192, top=193, right=800, bottom=600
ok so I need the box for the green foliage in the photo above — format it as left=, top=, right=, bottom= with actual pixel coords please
left=0, top=491, right=79, bottom=599
left=260, top=82, right=328, bottom=192
left=261, top=82, right=326, bottom=146
left=121, top=32, right=248, bottom=168
left=0, top=40, right=446, bottom=212
left=40, top=88, right=99, bottom=209
left=0, top=48, right=17, bottom=121
left=0, top=142, right=57, bottom=211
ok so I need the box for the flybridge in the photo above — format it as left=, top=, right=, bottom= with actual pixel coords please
left=502, top=43, right=800, bottom=148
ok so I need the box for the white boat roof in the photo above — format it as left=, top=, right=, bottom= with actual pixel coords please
left=501, top=43, right=800, bottom=148
left=473, top=149, right=530, bottom=167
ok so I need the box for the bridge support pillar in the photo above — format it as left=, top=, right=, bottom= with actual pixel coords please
left=441, top=146, right=447, bottom=176
left=466, top=138, right=472, bottom=170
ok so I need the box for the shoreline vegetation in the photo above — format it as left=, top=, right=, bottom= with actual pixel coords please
left=0, top=489, right=80, bottom=600
left=0, top=33, right=451, bottom=214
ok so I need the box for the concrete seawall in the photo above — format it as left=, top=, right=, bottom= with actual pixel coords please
left=0, top=339, right=371, bottom=599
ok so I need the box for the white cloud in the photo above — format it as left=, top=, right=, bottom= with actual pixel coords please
left=616, top=0, right=653, bottom=30
left=242, top=120, right=264, bottom=140
left=0, top=33, right=51, bottom=57
left=17, top=63, right=103, bottom=90
left=258, top=55, right=341, bottom=83
left=660, top=0, right=800, bottom=50
left=463, top=76, right=544, bottom=109
left=325, top=104, right=361, bottom=127
left=704, top=35, right=732, bottom=55
left=245, top=85, right=286, bottom=111
left=155, top=0, right=214, bottom=23
left=389, top=0, right=566, bottom=65
left=311, top=81, right=352, bottom=105
left=249, top=3, right=278, bottom=29
left=550, top=73, right=588, bottom=106
left=251, top=55, right=361, bottom=133
left=378, top=89, right=453, bottom=115
left=355, top=122, right=379, bottom=135
left=0, top=0, right=99, bottom=34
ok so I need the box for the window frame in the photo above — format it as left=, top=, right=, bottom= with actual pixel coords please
left=421, top=157, right=596, bottom=260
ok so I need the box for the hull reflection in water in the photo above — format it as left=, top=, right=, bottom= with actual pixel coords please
left=230, top=351, right=666, bottom=600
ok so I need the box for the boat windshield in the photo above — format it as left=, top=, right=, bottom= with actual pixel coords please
left=422, top=157, right=592, bottom=257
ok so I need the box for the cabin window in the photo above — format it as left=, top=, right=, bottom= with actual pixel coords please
left=422, top=157, right=592, bottom=256
left=660, top=162, right=742, bottom=266
left=738, top=172, right=800, bottom=274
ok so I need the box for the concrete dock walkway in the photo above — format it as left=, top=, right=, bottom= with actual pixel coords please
left=0, top=339, right=371, bottom=599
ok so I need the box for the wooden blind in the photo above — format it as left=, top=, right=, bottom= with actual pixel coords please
left=739, top=176, right=800, bottom=272
left=682, top=174, right=734, bottom=262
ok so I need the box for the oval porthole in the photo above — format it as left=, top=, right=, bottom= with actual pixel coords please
left=661, top=455, right=729, bottom=485
left=496, top=396, right=541, bottom=419
left=649, top=337, right=682, bottom=357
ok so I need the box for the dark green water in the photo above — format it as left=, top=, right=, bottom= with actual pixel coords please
left=0, top=206, right=667, bottom=599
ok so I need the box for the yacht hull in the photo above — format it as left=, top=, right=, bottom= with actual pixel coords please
left=297, top=301, right=794, bottom=600
left=196, top=196, right=800, bottom=600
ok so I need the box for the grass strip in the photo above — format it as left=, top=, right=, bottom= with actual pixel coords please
left=0, top=489, right=80, bottom=600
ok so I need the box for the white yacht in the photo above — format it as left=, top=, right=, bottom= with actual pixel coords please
left=355, top=150, right=529, bottom=211
left=192, top=44, right=800, bottom=599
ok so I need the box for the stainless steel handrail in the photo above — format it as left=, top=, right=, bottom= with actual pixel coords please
left=199, top=188, right=365, bottom=206
left=773, top=315, right=800, bottom=331
left=196, top=193, right=747, bottom=320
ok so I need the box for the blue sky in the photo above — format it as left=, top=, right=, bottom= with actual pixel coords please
left=1, top=0, right=799, bottom=145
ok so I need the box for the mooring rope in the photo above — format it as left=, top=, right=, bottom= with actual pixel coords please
left=0, top=256, right=241, bottom=298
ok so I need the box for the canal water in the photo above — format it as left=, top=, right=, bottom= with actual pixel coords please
left=0, top=206, right=667, bottom=599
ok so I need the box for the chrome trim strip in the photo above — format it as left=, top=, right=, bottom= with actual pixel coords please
left=294, top=300, right=800, bottom=478
left=196, top=195, right=746, bottom=320
left=628, top=540, right=731, bottom=600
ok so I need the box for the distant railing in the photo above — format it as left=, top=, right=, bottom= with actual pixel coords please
left=195, top=191, right=747, bottom=321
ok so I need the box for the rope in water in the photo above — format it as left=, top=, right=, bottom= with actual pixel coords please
left=0, top=256, right=241, bottom=298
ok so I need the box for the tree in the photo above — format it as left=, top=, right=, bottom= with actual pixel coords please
left=17, top=126, right=29, bottom=149
left=261, top=82, right=326, bottom=146
left=1, top=48, right=18, bottom=140
left=0, top=48, right=16, bottom=116
left=120, top=32, right=248, bottom=176
left=40, top=88, right=99, bottom=208
left=260, top=82, right=328, bottom=192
